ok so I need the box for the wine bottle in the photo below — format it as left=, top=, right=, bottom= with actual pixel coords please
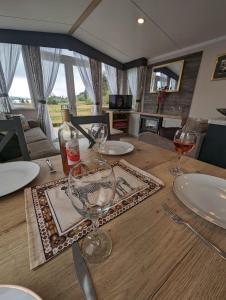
left=58, top=108, right=80, bottom=175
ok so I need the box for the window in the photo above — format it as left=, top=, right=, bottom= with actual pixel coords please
left=47, top=63, right=68, bottom=126
left=73, top=66, right=92, bottom=116
left=9, top=53, right=33, bottom=109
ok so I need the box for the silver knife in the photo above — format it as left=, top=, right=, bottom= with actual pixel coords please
left=72, top=242, right=98, bottom=300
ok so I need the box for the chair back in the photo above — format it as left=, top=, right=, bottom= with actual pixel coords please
left=70, top=114, right=111, bottom=148
left=139, top=132, right=174, bottom=152
left=0, top=116, right=30, bottom=161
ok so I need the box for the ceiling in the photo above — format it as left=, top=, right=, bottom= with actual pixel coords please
left=0, top=0, right=226, bottom=63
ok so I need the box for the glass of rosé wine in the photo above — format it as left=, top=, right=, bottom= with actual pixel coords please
left=170, top=129, right=197, bottom=176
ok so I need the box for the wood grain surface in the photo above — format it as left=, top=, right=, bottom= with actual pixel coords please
left=1, top=138, right=226, bottom=300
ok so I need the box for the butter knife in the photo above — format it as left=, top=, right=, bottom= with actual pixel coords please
left=72, top=242, right=97, bottom=300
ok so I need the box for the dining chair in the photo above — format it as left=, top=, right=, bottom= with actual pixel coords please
left=0, top=116, right=30, bottom=161
left=70, top=114, right=111, bottom=148
left=139, top=132, right=174, bottom=152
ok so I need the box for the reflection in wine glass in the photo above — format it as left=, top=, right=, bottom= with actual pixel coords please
left=68, top=160, right=115, bottom=263
left=170, top=129, right=197, bottom=176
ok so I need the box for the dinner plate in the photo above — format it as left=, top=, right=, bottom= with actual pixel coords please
left=0, top=161, right=40, bottom=197
left=0, top=285, right=42, bottom=300
left=99, top=141, right=134, bottom=155
left=173, top=173, right=226, bottom=229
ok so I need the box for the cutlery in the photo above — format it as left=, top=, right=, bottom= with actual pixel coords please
left=72, top=242, right=97, bottom=300
left=46, top=159, right=56, bottom=173
left=162, top=203, right=226, bottom=260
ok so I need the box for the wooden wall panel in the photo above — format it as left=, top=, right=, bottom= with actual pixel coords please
left=143, top=52, right=203, bottom=117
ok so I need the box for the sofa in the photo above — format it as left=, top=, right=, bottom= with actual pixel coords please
left=24, top=120, right=59, bottom=160
left=0, top=114, right=59, bottom=162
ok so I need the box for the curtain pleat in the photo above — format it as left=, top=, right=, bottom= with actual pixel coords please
left=117, top=69, right=127, bottom=95
left=127, top=66, right=147, bottom=111
left=137, top=66, right=147, bottom=111
left=0, top=43, right=21, bottom=113
left=127, top=67, right=138, bottom=109
left=103, top=64, right=117, bottom=94
left=89, top=58, right=102, bottom=114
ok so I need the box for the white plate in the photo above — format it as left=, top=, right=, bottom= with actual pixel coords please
left=0, top=161, right=40, bottom=197
left=0, top=285, right=42, bottom=300
left=173, top=173, right=226, bottom=229
left=99, top=141, right=134, bottom=156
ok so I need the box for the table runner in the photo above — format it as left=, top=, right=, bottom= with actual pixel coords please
left=25, top=160, right=164, bottom=269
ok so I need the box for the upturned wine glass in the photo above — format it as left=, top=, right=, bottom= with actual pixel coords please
left=170, top=129, right=197, bottom=176
left=68, top=160, right=115, bottom=263
left=90, top=123, right=108, bottom=160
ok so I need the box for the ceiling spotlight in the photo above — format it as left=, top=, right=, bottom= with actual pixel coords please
left=137, top=18, right=144, bottom=24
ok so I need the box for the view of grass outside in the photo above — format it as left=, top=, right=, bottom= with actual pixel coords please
left=47, top=73, right=110, bottom=126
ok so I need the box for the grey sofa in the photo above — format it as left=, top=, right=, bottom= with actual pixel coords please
left=0, top=118, right=59, bottom=162
left=25, top=120, right=59, bottom=160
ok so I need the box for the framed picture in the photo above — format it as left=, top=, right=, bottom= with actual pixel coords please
left=212, top=54, right=226, bottom=80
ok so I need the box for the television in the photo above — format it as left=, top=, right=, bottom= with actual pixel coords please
left=109, top=95, right=132, bottom=110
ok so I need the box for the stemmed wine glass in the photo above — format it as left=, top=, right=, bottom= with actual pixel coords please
left=170, top=129, right=197, bottom=176
left=68, top=160, right=115, bottom=263
left=90, top=123, right=108, bottom=160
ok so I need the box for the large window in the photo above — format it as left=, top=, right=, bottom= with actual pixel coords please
left=9, top=53, right=33, bottom=109
left=8, top=48, right=107, bottom=120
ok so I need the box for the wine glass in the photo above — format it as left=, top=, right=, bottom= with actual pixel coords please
left=68, top=160, right=115, bottom=263
left=170, top=129, right=197, bottom=176
left=90, top=123, right=108, bottom=160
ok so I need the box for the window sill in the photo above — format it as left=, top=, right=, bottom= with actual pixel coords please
left=12, top=107, right=35, bottom=111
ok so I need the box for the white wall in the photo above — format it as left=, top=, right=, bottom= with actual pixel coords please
left=189, top=39, right=226, bottom=119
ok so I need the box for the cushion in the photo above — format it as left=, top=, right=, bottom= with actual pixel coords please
left=7, top=113, right=30, bottom=131
left=0, top=112, right=6, bottom=120
left=28, top=139, right=59, bottom=160
left=0, top=133, right=21, bottom=162
left=24, top=127, right=47, bottom=144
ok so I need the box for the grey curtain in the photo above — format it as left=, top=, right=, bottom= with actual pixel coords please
left=127, top=67, right=138, bottom=109
left=41, top=47, right=62, bottom=140
left=74, top=52, right=96, bottom=114
left=89, top=58, right=102, bottom=114
left=22, top=45, right=61, bottom=140
left=74, top=52, right=102, bottom=115
left=103, top=63, right=117, bottom=94
left=117, top=69, right=127, bottom=95
left=0, top=43, right=21, bottom=113
left=137, top=66, right=147, bottom=111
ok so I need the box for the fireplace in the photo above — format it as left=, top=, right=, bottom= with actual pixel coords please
left=140, top=115, right=163, bottom=134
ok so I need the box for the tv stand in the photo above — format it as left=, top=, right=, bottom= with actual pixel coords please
left=106, top=110, right=134, bottom=134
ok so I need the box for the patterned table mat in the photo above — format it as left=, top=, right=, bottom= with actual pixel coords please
left=25, top=160, right=164, bottom=269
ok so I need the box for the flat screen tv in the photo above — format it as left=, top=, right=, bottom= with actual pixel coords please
left=109, top=95, right=132, bottom=110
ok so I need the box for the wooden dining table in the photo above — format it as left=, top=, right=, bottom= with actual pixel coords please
left=1, top=137, right=226, bottom=300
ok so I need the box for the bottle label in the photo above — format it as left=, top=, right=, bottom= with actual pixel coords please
left=65, top=140, right=80, bottom=166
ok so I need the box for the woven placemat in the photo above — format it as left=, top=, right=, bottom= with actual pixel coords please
left=25, top=160, right=164, bottom=269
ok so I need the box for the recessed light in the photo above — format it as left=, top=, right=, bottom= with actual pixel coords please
left=137, top=18, right=144, bottom=24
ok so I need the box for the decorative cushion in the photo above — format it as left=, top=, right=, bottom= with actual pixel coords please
left=24, top=127, right=47, bottom=144
left=6, top=113, right=30, bottom=131
left=0, top=112, right=6, bottom=120
left=28, top=139, right=59, bottom=160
